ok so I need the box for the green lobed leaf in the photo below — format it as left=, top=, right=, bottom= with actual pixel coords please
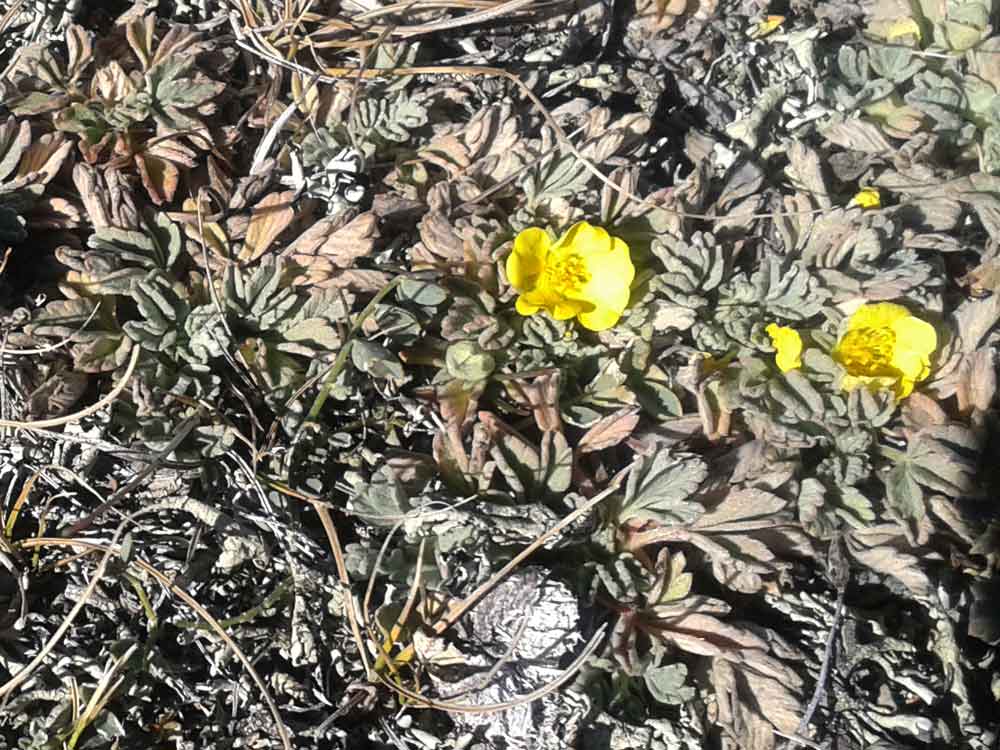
left=618, top=451, right=707, bottom=526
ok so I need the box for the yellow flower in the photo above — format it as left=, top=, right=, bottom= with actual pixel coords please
left=851, top=187, right=881, bottom=209
left=832, top=302, right=937, bottom=399
left=506, top=221, right=635, bottom=332
left=765, top=323, right=803, bottom=372
left=752, top=15, right=785, bottom=38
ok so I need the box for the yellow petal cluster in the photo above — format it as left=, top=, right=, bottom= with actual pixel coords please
left=765, top=323, right=803, bottom=372
left=506, top=221, right=635, bottom=332
left=832, top=303, right=937, bottom=399
left=851, top=187, right=882, bottom=209
left=753, top=15, right=786, bottom=38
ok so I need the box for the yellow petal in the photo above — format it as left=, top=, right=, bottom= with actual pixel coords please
left=578, top=305, right=622, bottom=331
left=553, top=299, right=587, bottom=320
left=515, top=295, right=541, bottom=316
left=553, top=221, right=612, bottom=258
left=890, top=315, right=937, bottom=382
left=765, top=323, right=803, bottom=372
left=841, top=373, right=896, bottom=394
left=571, top=238, right=634, bottom=312
left=506, top=227, right=550, bottom=292
left=851, top=187, right=881, bottom=209
left=753, top=15, right=785, bottom=38
left=896, top=378, right=916, bottom=399
left=845, top=302, right=911, bottom=332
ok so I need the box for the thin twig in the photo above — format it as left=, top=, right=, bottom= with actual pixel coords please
left=16, top=536, right=293, bottom=750
left=0, top=345, right=140, bottom=431
left=229, top=11, right=829, bottom=224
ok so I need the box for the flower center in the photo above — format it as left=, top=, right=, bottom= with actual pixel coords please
left=544, top=253, right=590, bottom=293
left=837, top=327, right=896, bottom=376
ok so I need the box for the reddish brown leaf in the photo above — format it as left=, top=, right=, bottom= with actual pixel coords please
left=242, top=191, right=295, bottom=261
left=578, top=408, right=640, bottom=454
left=135, top=152, right=179, bottom=206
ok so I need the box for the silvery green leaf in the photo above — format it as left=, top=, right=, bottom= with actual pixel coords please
left=770, top=370, right=825, bottom=421
left=744, top=411, right=826, bottom=449
left=847, top=386, right=895, bottom=428
left=124, top=274, right=190, bottom=352
left=87, top=226, right=164, bottom=270
left=523, top=154, right=591, bottom=207
left=802, top=348, right=839, bottom=383
left=279, top=316, right=341, bottom=353
left=869, top=45, right=924, bottom=84
left=798, top=477, right=836, bottom=537
left=26, top=296, right=131, bottom=372
left=981, top=125, right=1000, bottom=174
left=490, top=429, right=571, bottom=498
left=651, top=231, right=728, bottom=308
left=837, top=46, right=870, bottom=87
left=351, top=339, right=405, bottom=380
left=370, top=305, right=421, bottom=346
left=354, top=92, right=428, bottom=145
left=184, top=305, right=226, bottom=362
left=834, top=427, right=874, bottom=455
left=721, top=257, right=828, bottom=321
left=618, top=451, right=706, bottom=526
left=838, top=486, right=876, bottom=526
left=278, top=287, right=351, bottom=352
left=630, top=374, right=682, bottom=419
left=445, top=340, right=496, bottom=382
left=346, top=467, right=409, bottom=523
left=398, top=277, right=447, bottom=306
left=589, top=552, right=647, bottom=606
left=883, top=464, right=925, bottom=530
left=224, top=259, right=297, bottom=325
left=539, top=430, right=573, bottom=494
left=904, top=424, right=982, bottom=497
left=905, top=71, right=967, bottom=136
left=643, top=663, right=695, bottom=706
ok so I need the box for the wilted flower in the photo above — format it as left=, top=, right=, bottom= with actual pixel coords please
left=765, top=323, right=803, bottom=372
left=832, top=302, right=937, bottom=399
left=851, top=187, right=881, bottom=209
left=506, top=221, right=634, bottom=332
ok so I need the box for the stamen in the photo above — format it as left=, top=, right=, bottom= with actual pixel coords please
left=838, top=327, right=895, bottom=376
left=545, top=254, right=590, bottom=292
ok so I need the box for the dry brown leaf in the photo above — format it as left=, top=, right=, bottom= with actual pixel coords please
left=64, top=24, right=93, bottom=84
left=320, top=269, right=392, bottom=293
left=180, top=197, right=229, bottom=259
left=136, top=152, right=179, bottom=206
left=413, top=210, right=465, bottom=265
left=90, top=60, right=137, bottom=101
left=578, top=408, right=641, bottom=454
left=651, top=612, right=769, bottom=657
left=282, top=212, right=380, bottom=288
left=821, top=119, right=895, bottom=153
left=958, top=347, right=998, bottom=415
left=847, top=526, right=933, bottom=599
left=504, top=372, right=563, bottom=433
left=284, top=212, right=378, bottom=268
left=785, top=142, right=832, bottom=209
left=16, top=133, right=72, bottom=184
left=73, top=164, right=138, bottom=229
left=242, top=191, right=295, bottom=262
left=125, top=14, right=155, bottom=70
